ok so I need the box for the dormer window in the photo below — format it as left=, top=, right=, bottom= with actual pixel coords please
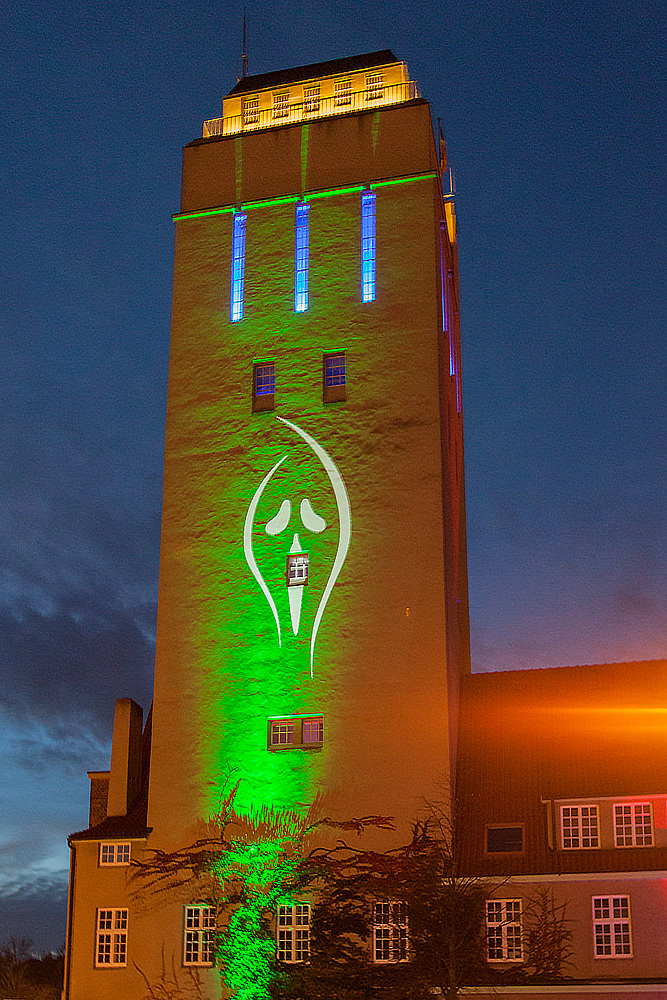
left=273, top=91, right=289, bottom=120
left=365, top=74, right=384, bottom=102
left=334, top=79, right=352, bottom=107
left=243, top=97, right=259, bottom=126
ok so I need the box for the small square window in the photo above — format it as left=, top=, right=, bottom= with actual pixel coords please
left=253, top=362, right=275, bottom=412
left=100, top=842, right=131, bottom=866
left=323, top=353, right=346, bottom=403
left=486, top=826, right=523, bottom=853
left=287, top=552, right=308, bottom=586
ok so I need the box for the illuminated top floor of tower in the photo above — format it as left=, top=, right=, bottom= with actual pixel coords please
left=203, top=49, right=419, bottom=138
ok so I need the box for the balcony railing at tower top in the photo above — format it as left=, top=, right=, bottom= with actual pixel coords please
left=203, top=80, right=420, bottom=138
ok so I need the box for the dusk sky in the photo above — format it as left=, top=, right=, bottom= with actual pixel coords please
left=1, top=0, right=665, bottom=952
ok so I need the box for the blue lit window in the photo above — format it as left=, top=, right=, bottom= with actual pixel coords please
left=253, top=362, right=275, bottom=412
left=361, top=191, right=376, bottom=302
left=294, top=202, right=310, bottom=313
left=230, top=212, right=247, bottom=322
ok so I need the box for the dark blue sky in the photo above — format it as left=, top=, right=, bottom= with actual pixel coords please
left=1, top=0, right=665, bottom=952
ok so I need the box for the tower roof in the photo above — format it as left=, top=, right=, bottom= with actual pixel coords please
left=226, top=50, right=401, bottom=97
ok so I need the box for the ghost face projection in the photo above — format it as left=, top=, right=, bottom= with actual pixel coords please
left=243, top=417, right=351, bottom=677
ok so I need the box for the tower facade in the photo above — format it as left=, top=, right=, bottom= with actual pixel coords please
left=64, top=50, right=468, bottom=999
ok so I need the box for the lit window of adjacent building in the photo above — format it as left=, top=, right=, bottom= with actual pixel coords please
left=277, top=904, right=310, bottom=962
left=593, top=896, right=632, bottom=957
left=614, top=803, right=653, bottom=847
left=268, top=716, right=323, bottom=750
left=252, top=361, right=275, bottom=412
left=95, top=909, right=128, bottom=967
left=373, top=902, right=408, bottom=963
left=230, top=213, right=247, bottom=322
left=304, top=86, right=320, bottom=116
left=561, top=806, right=599, bottom=849
left=294, top=202, right=310, bottom=313
left=100, top=842, right=131, bottom=866
left=323, top=352, right=346, bottom=403
left=243, top=97, right=259, bottom=126
left=273, top=91, right=289, bottom=119
left=485, top=825, right=523, bottom=853
left=486, top=900, right=522, bottom=962
left=184, top=905, right=215, bottom=966
left=287, top=552, right=308, bottom=586
left=334, top=79, right=352, bottom=106
left=361, top=191, right=376, bottom=303
left=365, top=73, right=384, bottom=102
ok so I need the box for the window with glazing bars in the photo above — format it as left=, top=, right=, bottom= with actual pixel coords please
left=361, top=191, right=376, bottom=303
left=277, top=904, right=310, bottom=962
left=243, top=98, right=259, bottom=126
left=100, top=842, right=131, bottom=866
left=323, top=352, right=346, bottom=402
left=486, top=900, right=522, bottom=962
left=614, top=803, right=653, bottom=846
left=561, top=805, right=599, bottom=849
left=230, top=213, right=247, bottom=322
left=96, top=908, right=128, bottom=967
left=294, top=202, right=309, bottom=312
left=304, top=86, right=320, bottom=115
left=373, top=902, right=408, bottom=963
left=593, top=896, right=632, bottom=957
left=365, top=74, right=384, bottom=101
left=334, top=79, right=352, bottom=106
left=184, top=906, right=215, bottom=965
left=273, top=92, right=289, bottom=119
left=253, top=361, right=275, bottom=412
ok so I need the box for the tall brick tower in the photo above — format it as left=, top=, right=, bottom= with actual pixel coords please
left=64, top=51, right=469, bottom=999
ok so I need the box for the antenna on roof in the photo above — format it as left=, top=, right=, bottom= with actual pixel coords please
left=242, top=8, right=249, bottom=79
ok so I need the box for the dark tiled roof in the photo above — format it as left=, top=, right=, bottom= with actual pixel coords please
left=226, top=50, right=400, bottom=97
left=456, top=660, right=667, bottom=876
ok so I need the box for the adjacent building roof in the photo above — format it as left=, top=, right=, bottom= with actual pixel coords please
left=226, top=50, right=401, bottom=97
left=456, top=659, right=667, bottom=876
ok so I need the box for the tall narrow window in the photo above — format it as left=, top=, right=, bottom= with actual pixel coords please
left=294, top=202, right=310, bottom=313
left=184, top=905, right=215, bottom=966
left=243, top=97, right=259, bottom=127
left=95, top=909, right=128, bottom=967
left=277, top=904, right=310, bottom=962
left=365, top=73, right=384, bottom=102
left=273, top=91, right=289, bottom=120
left=230, top=213, right=247, bottom=322
left=361, top=191, right=376, bottom=303
left=593, top=896, right=632, bottom=957
left=323, top=352, right=346, bottom=403
left=486, top=900, right=522, bottom=962
left=304, top=86, right=320, bottom=116
left=373, top=902, right=408, bottom=963
left=334, top=79, right=352, bottom=107
left=252, top=361, right=275, bottom=412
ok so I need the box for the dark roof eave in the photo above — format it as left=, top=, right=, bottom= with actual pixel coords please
left=225, top=50, right=401, bottom=97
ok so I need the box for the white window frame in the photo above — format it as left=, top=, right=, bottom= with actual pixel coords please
left=99, top=842, right=131, bottom=866
left=592, top=895, right=633, bottom=957
left=183, top=905, right=215, bottom=966
left=243, top=97, right=259, bottom=126
left=303, top=85, right=320, bottom=116
left=287, top=552, right=308, bottom=586
left=95, top=908, right=128, bottom=967
left=269, top=716, right=323, bottom=750
left=365, top=73, right=384, bottom=102
left=614, top=802, right=653, bottom=847
left=561, top=805, right=599, bottom=849
left=486, top=899, right=523, bottom=962
left=372, top=901, right=408, bottom=963
left=277, top=904, right=310, bottom=963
